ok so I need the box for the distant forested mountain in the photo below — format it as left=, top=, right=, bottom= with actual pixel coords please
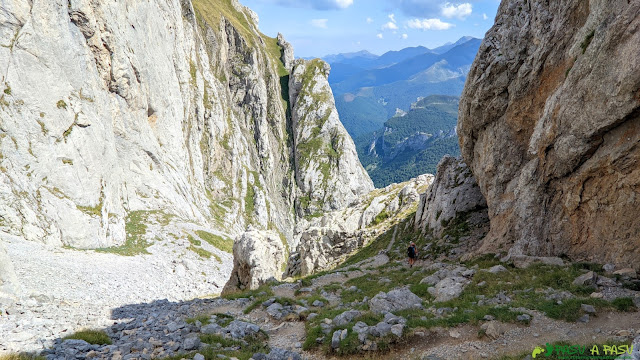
left=323, top=37, right=480, bottom=138
left=355, top=95, right=462, bottom=187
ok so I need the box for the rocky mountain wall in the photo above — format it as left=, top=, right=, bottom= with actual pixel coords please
left=0, top=0, right=371, bottom=253
left=458, top=0, right=640, bottom=267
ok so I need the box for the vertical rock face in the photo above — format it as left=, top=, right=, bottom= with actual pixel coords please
left=458, top=0, right=640, bottom=267
left=289, top=59, right=374, bottom=217
left=0, top=0, right=370, bottom=253
left=415, top=156, right=488, bottom=238
left=222, top=230, right=286, bottom=294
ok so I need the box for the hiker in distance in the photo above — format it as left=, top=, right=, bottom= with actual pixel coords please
left=407, top=242, right=418, bottom=268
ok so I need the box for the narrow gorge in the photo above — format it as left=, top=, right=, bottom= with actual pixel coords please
left=1, top=0, right=639, bottom=359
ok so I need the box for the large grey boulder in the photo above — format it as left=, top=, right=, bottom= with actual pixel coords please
left=458, top=0, right=640, bottom=267
left=369, top=288, right=423, bottom=313
left=415, top=156, right=488, bottom=237
left=428, top=276, right=470, bottom=302
left=222, top=230, right=286, bottom=294
left=333, top=310, right=361, bottom=327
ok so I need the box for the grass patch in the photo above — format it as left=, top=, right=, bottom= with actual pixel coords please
left=196, top=230, right=233, bottom=253
left=0, top=355, right=45, bottom=360
left=222, top=284, right=274, bottom=301
left=196, top=331, right=269, bottom=360
left=189, top=245, right=213, bottom=259
left=186, top=314, right=211, bottom=326
left=580, top=29, right=595, bottom=54
left=611, top=297, right=636, bottom=312
left=63, top=330, right=112, bottom=345
left=96, top=210, right=151, bottom=255
left=370, top=210, right=389, bottom=226
left=56, top=99, right=67, bottom=109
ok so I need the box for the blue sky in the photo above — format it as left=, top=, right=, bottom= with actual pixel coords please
left=240, top=0, right=501, bottom=57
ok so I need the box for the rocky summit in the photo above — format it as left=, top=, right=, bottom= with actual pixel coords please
left=1, top=0, right=639, bottom=359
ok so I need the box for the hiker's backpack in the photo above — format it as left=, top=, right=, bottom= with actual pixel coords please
left=407, top=246, right=415, bottom=257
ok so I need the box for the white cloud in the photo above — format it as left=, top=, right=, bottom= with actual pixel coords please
left=310, top=19, right=328, bottom=28
left=377, top=33, right=384, bottom=39
left=441, top=3, right=472, bottom=19
left=334, top=0, right=353, bottom=8
left=382, top=21, right=399, bottom=30
left=388, top=13, right=396, bottom=23
left=402, top=33, right=408, bottom=39
left=483, top=13, right=488, bottom=20
left=406, top=18, right=454, bottom=30
left=271, top=0, right=353, bottom=10
left=366, top=17, right=374, bottom=23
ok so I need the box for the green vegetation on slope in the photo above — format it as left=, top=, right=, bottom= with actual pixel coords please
left=63, top=330, right=112, bottom=345
left=355, top=95, right=461, bottom=187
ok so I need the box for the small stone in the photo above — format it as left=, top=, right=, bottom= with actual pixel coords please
left=603, top=264, right=616, bottom=273
left=517, top=314, right=531, bottom=322
left=449, top=329, right=461, bottom=338
left=581, top=304, right=596, bottom=314
left=590, top=292, right=604, bottom=299
left=183, top=335, right=201, bottom=351
left=312, top=300, right=325, bottom=307
left=391, top=324, right=403, bottom=337
left=487, top=265, right=507, bottom=274
left=578, top=315, right=590, bottom=323
left=596, top=276, right=618, bottom=287
left=331, top=330, right=342, bottom=349
left=573, top=271, right=597, bottom=287
left=617, top=330, right=631, bottom=337
left=533, top=333, right=540, bottom=337
left=483, top=315, right=495, bottom=321
left=481, top=321, right=504, bottom=339
left=477, top=281, right=487, bottom=287
left=613, top=268, right=637, bottom=279
left=194, top=354, right=205, bottom=360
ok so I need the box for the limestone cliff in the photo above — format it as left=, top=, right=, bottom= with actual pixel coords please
left=289, top=59, right=374, bottom=217
left=0, top=0, right=371, bottom=256
left=458, top=0, right=640, bottom=267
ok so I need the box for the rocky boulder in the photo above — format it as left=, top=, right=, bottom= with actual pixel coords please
left=369, top=288, right=423, bottom=313
left=414, top=156, right=489, bottom=259
left=458, top=0, right=640, bottom=267
left=222, top=230, right=286, bottom=294
left=428, top=276, right=470, bottom=302
left=293, top=227, right=365, bottom=277
left=415, top=156, right=488, bottom=237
